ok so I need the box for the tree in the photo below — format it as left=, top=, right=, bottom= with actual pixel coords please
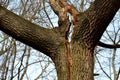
left=0, top=0, right=120, bottom=80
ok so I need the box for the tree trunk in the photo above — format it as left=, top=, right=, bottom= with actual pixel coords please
left=52, top=40, right=94, bottom=80
left=0, top=0, right=120, bottom=80
left=72, top=41, right=94, bottom=80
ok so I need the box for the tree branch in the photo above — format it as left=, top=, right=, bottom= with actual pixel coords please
left=97, top=41, right=120, bottom=49
left=0, top=6, right=64, bottom=57
left=72, top=0, right=120, bottom=48
left=49, top=0, right=62, bottom=15
left=49, top=0, right=75, bottom=37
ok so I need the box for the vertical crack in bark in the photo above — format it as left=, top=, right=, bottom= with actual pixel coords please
left=65, top=15, right=73, bottom=80
left=50, top=1, right=79, bottom=79
left=65, top=40, right=73, bottom=80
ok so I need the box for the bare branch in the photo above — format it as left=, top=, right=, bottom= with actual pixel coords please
left=117, top=67, right=120, bottom=80
left=97, top=41, right=120, bottom=49
left=95, top=55, right=112, bottom=80
left=0, top=6, right=64, bottom=57
left=43, top=0, right=54, bottom=28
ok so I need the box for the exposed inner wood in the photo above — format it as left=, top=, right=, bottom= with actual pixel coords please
left=65, top=40, right=72, bottom=80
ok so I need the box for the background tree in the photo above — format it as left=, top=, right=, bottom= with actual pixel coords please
left=0, top=0, right=120, bottom=80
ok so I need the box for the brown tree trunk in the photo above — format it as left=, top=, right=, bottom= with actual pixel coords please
left=52, top=40, right=94, bottom=80
left=72, top=41, right=94, bottom=80
left=0, top=0, right=120, bottom=80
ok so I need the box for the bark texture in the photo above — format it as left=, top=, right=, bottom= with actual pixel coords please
left=0, top=0, right=120, bottom=80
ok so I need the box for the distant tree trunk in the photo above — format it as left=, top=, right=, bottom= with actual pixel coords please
left=0, top=0, right=120, bottom=80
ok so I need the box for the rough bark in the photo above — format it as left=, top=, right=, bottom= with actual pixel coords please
left=0, top=0, right=120, bottom=80
left=0, top=6, right=65, bottom=57
left=71, top=41, right=94, bottom=80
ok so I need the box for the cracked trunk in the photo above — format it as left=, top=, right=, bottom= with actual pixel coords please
left=0, top=0, right=120, bottom=80
left=52, top=41, right=94, bottom=80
